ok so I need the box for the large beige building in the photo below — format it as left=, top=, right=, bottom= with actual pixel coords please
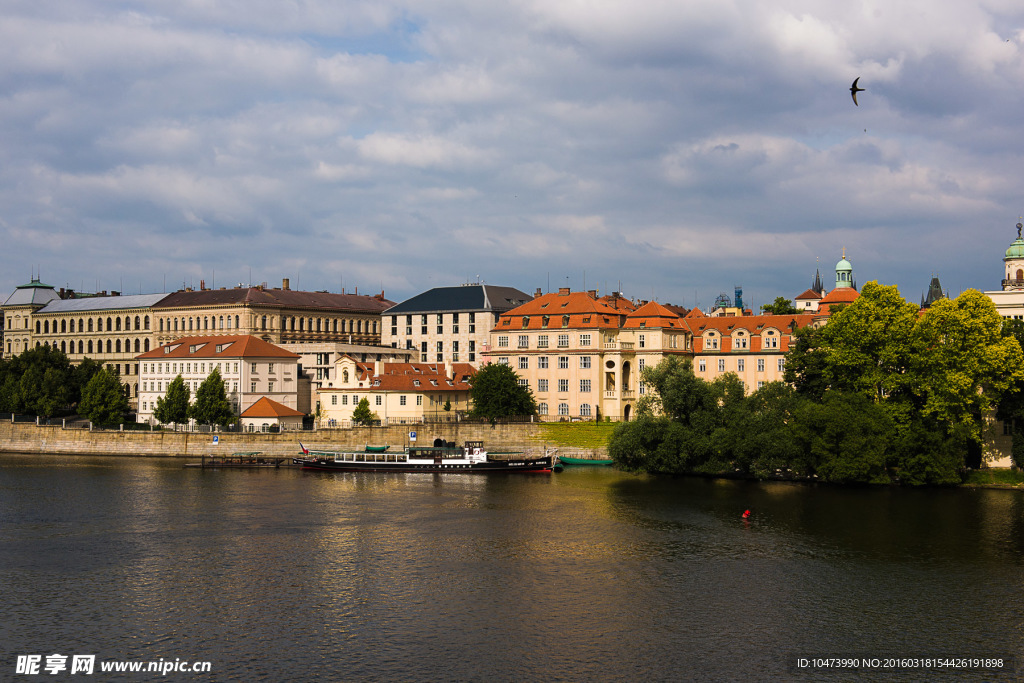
left=381, top=284, right=531, bottom=366
left=2, top=277, right=394, bottom=409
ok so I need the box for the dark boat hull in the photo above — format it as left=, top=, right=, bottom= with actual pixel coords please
left=296, top=456, right=554, bottom=473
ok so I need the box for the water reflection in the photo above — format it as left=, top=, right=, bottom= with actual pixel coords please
left=1, top=455, right=1021, bottom=680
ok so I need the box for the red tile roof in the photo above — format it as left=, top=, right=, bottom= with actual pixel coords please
left=241, top=397, right=305, bottom=418
left=624, top=301, right=685, bottom=329
left=494, top=291, right=631, bottom=331
left=817, top=287, right=860, bottom=314
left=136, top=335, right=300, bottom=360
left=794, top=288, right=823, bottom=301
left=322, top=362, right=476, bottom=393
left=690, top=314, right=817, bottom=353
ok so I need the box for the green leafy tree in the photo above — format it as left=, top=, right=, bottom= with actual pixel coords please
left=79, top=367, right=130, bottom=425
left=154, top=375, right=190, bottom=425
left=997, top=319, right=1024, bottom=468
left=351, top=397, right=376, bottom=425
left=792, top=391, right=894, bottom=484
left=71, top=358, right=104, bottom=407
left=761, top=297, right=798, bottom=315
left=468, top=363, right=537, bottom=420
left=188, top=368, right=235, bottom=427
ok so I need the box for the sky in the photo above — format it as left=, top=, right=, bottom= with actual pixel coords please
left=2, top=0, right=1023, bottom=312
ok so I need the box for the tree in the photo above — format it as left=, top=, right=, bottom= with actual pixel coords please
left=188, top=368, right=235, bottom=427
left=71, top=358, right=104, bottom=407
left=997, top=319, right=1024, bottom=468
left=351, top=397, right=376, bottom=425
left=79, top=367, right=130, bottom=425
left=154, top=375, right=190, bottom=425
left=468, top=363, right=537, bottom=420
left=761, top=297, right=798, bottom=315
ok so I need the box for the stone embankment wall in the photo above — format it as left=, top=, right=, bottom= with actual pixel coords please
left=0, top=421, right=608, bottom=459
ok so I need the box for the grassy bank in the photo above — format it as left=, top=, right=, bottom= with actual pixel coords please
left=537, top=421, right=617, bottom=449
left=962, top=468, right=1024, bottom=487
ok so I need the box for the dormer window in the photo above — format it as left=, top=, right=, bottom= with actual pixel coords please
left=562, top=315, right=570, bottom=327
left=522, top=316, right=529, bottom=328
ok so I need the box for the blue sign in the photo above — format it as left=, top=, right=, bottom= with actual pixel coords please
left=212, top=435, right=220, bottom=445
left=409, top=431, right=417, bottom=441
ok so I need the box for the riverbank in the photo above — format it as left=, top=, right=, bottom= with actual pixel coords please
left=0, top=421, right=612, bottom=459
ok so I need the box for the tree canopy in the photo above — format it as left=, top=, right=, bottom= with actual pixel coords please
left=188, top=368, right=235, bottom=427
left=468, top=362, right=537, bottom=420
left=79, top=367, right=130, bottom=425
left=154, top=375, right=190, bottom=425
left=351, top=397, right=377, bottom=425
left=0, top=346, right=102, bottom=416
left=761, top=297, right=798, bottom=315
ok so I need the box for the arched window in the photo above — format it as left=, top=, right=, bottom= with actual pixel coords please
left=538, top=403, right=548, bottom=415
left=78, top=319, right=84, bottom=332
left=299, top=318, right=304, bottom=331
left=204, top=317, right=209, bottom=330
left=134, top=339, right=140, bottom=353
left=44, top=320, right=49, bottom=334
left=107, top=317, right=113, bottom=331
left=558, top=403, right=569, bottom=416
left=357, top=320, right=363, bottom=334
left=144, top=339, right=150, bottom=352
left=88, top=318, right=94, bottom=332
left=78, top=340, right=84, bottom=354
left=343, top=370, right=349, bottom=382
left=115, top=317, right=121, bottom=331
left=125, top=316, right=131, bottom=330
left=61, top=320, right=66, bottom=333
left=262, top=315, right=267, bottom=330
left=219, top=316, right=224, bottom=329
left=116, top=339, right=122, bottom=353
left=189, top=318, right=193, bottom=331
left=36, top=321, right=40, bottom=334
left=61, top=341, right=66, bottom=353
left=1017, top=268, right=1023, bottom=281
left=580, top=403, right=591, bottom=417
left=106, top=340, right=112, bottom=353
left=87, top=340, right=93, bottom=354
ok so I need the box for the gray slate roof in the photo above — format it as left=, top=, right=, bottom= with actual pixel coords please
left=384, top=285, right=532, bottom=315
left=3, top=280, right=59, bottom=307
left=36, top=293, right=169, bottom=314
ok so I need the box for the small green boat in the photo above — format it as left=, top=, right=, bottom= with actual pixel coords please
left=558, top=455, right=613, bottom=466
left=365, top=445, right=390, bottom=453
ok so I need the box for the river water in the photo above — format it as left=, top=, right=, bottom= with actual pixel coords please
left=1, top=454, right=1022, bottom=681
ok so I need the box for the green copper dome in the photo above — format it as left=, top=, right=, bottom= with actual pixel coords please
left=835, top=257, right=853, bottom=271
left=1007, top=236, right=1024, bottom=259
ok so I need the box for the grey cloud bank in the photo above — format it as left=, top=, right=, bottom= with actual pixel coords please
left=1, top=0, right=1022, bottom=310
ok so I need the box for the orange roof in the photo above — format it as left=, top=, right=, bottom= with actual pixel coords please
left=624, top=301, right=685, bottom=329
left=241, top=396, right=305, bottom=418
left=322, top=362, right=475, bottom=393
left=493, top=290, right=630, bottom=331
left=684, top=308, right=706, bottom=319
left=818, top=287, right=859, bottom=304
left=690, top=314, right=816, bottom=353
left=794, top=288, right=823, bottom=301
left=136, top=335, right=300, bottom=360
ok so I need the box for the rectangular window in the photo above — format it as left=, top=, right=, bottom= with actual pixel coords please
left=400, top=396, right=407, bottom=406
left=736, top=337, right=748, bottom=349
left=417, top=396, right=423, bottom=406
left=518, top=379, right=529, bottom=388
left=579, top=356, right=591, bottom=369
left=718, top=359, right=725, bottom=372
left=251, top=362, right=257, bottom=373
left=757, top=381, right=765, bottom=389
left=580, top=379, right=591, bottom=392
left=538, top=335, right=549, bottom=348
left=778, top=358, right=785, bottom=372
left=538, top=357, right=549, bottom=369
left=579, top=334, right=591, bottom=346
left=558, top=356, right=569, bottom=369
left=375, top=396, right=382, bottom=406
left=331, top=395, right=337, bottom=405
left=519, top=357, right=529, bottom=370
left=737, top=359, right=744, bottom=372
left=557, top=334, right=569, bottom=348
left=499, top=357, right=509, bottom=365
left=558, top=379, right=569, bottom=392
left=757, top=358, right=765, bottom=372
left=342, top=395, right=348, bottom=405
left=517, top=335, right=528, bottom=348
left=251, top=382, right=257, bottom=392
left=269, top=381, right=275, bottom=392
left=538, top=379, right=549, bottom=392
left=639, top=334, right=645, bottom=348
left=498, top=336, right=509, bottom=348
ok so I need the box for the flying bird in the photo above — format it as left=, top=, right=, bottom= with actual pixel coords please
left=850, top=77, right=865, bottom=106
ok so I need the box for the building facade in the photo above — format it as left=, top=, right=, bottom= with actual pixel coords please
left=381, top=284, right=532, bottom=367
left=317, top=359, right=474, bottom=427
left=135, top=335, right=304, bottom=425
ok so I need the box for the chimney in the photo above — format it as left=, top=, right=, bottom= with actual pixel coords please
left=445, top=360, right=453, bottom=379
left=587, top=290, right=597, bottom=299
left=200, top=279, right=206, bottom=290
left=558, top=287, right=570, bottom=296
left=282, top=278, right=290, bottom=291
left=374, top=360, right=382, bottom=376
left=534, top=287, right=543, bottom=298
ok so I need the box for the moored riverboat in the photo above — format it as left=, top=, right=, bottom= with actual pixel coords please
left=185, top=452, right=296, bottom=468
left=294, top=440, right=555, bottom=473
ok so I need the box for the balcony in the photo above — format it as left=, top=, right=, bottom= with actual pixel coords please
left=603, top=341, right=634, bottom=350
left=1002, top=279, right=1024, bottom=289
